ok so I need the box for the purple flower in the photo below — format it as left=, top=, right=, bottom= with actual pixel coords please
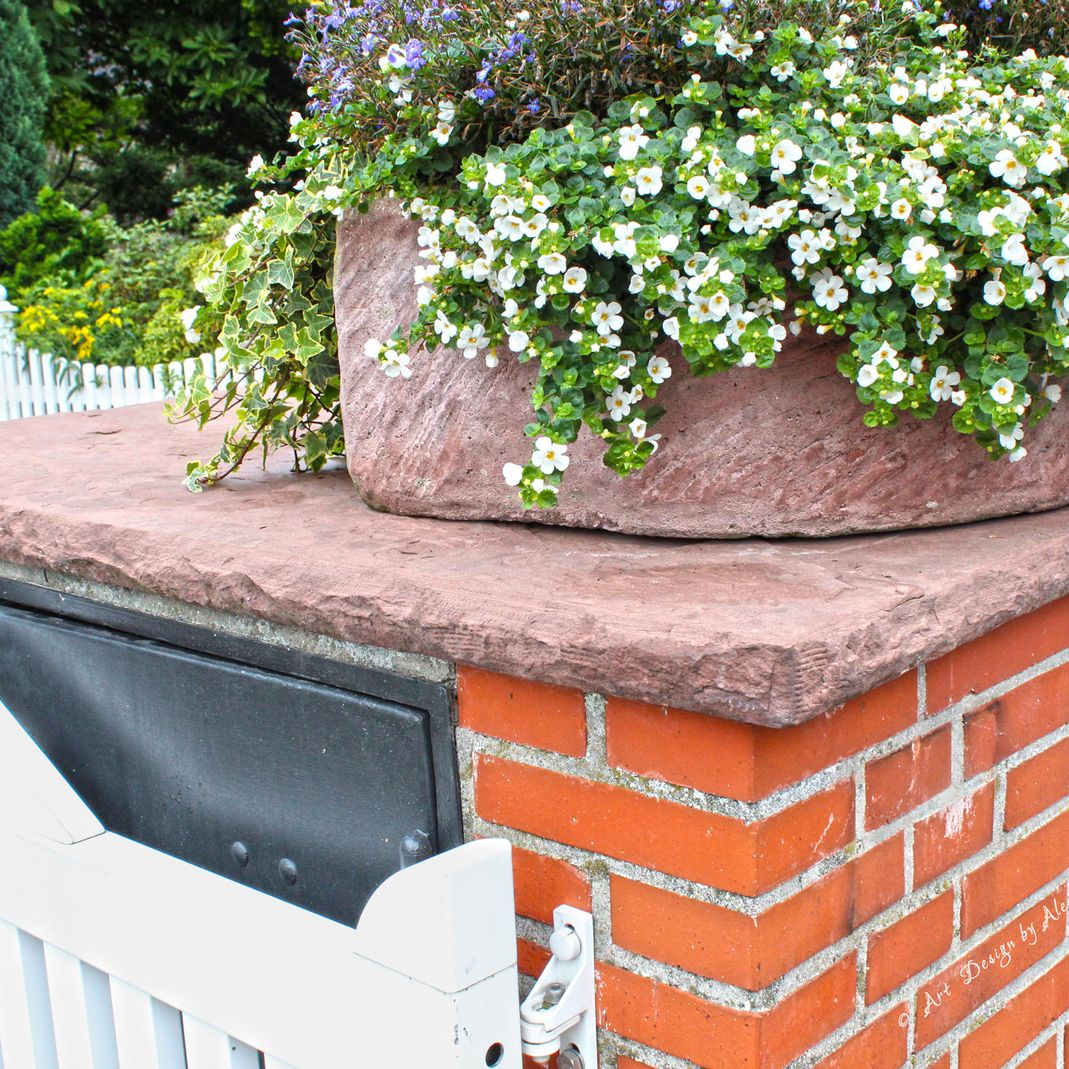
left=406, top=38, right=426, bottom=69
left=473, top=83, right=496, bottom=103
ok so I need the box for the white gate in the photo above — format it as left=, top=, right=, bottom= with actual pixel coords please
left=0, top=698, right=523, bottom=1069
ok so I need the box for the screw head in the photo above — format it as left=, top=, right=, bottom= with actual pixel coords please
left=230, top=842, right=250, bottom=868
left=541, top=982, right=567, bottom=1009
left=558, top=1049, right=584, bottom=1069
left=278, top=858, right=299, bottom=885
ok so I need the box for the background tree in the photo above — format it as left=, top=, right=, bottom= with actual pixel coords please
left=0, top=0, right=50, bottom=228
left=26, top=0, right=303, bottom=221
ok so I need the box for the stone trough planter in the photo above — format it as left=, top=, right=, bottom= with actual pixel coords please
left=335, top=201, right=1069, bottom=539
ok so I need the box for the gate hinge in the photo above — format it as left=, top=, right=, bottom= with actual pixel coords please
left=519, top=906, right=597, bottom=1069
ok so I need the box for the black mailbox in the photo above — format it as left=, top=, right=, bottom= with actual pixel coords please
left=0, top=578, right=462, bottom=927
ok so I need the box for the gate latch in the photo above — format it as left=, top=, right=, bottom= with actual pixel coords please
left=519, top=906, right=598, bottom=1069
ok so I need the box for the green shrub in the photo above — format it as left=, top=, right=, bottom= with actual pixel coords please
left=0, top=188, right=110, bottom=298
left=0, top=0, right=50, bottom=228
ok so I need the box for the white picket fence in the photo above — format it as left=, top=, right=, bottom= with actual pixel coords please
left=0, top=339, right=216, bottom=423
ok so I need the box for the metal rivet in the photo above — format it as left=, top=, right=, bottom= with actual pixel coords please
left=278, top=858, right=299, bottom=885
left=230, top=842, right=249, bottom=868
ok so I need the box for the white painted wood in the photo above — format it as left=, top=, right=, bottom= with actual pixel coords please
left=0, top=920, right=59, bottom=1069
left=0, top=824, right=522, bottom=1068
left=0, top=698, right=104, bottom=845
left=182, top=1016, right=259, bottom=1069
left=110, top=981, right=185, bottom=1069
left=44, top=945, right=120, bottom=1069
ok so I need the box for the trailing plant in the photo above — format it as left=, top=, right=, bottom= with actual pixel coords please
left=176, top=0, right=1069, bottom=505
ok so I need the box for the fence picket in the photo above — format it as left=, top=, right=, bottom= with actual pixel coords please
left=110, top=980, right=185, bottom=1069
left=0, top=331, right=230, bottom=422
left=0, top=920, right=60, bottom=1069
left=182, top=1016, right=259, bottom=1069
left=44, top=944, right=120, bottom=1069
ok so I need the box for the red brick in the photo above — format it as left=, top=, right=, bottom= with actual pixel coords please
left=926, top=598, right=1069, bottom=714
left=512, top=846, right=591, bottom=925
left=812, top=1007, right=909, bottom=1069
left=962, top=809, right=1069, bottom=937
left=958, top=956, right=1069, bottom=1069
left=611, top=865, right=854, bottom=990
left=914, top=783, right=995, bottom=889
left=1006, top=736, right=1069, bottom=830
left=474, top=754, right=853, bottom=894
left=1019, top=1039, right=1058, bottom=1069
left=854, top=834, right=906, bottom=925
left=915, top=889, right=1068, bottom=1047
left=759, top=954, right=859, bottom=1069
left=606, top=672, right=916, bottom=802
left=458, top=665, right=587, bottom=756
left=517, top=936, right=551, bottom=979
left=969, top=667, right=1069, bottom=772
left=964, top=702, right=1000, bottom=778
left=865, top=728, right=952, bottom=829
left=596, top=960, right=759, bottom=1069
left=617, top=1060, right=657, bottom=1069
left=867, top=893, right=954, bottom=1003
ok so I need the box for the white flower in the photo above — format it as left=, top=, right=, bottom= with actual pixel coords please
left=382, top=348, right=412, bottom=379
left=647, top=355, right=672, bottom=383
left=736, top=134, right=757, bottom=156
left=1009, top=446, right=1028, bottom=463
left=246, top=155, right=265, bottom=178
left=990, top=377, right=1016, bottom=404
left=1037, top=145, right=1067, bottom=177
left=508, top=330, right=530, bottom=353
left=687, top=175, right=710, bottom=200
left=888, top=83, right=909, bottom=105
left=929, top=365, right=961, bottom=402
left=911, top=283, right=937, bottom=308
left=635, top=167, right=663, bottom=196
left=364, top=339, right=382, bottom=361
left=179, top=307, right=200, bottom=331
left=812, top=269, right=848, bottom=312
left=823, top=59, right=850, bottom=88
left=890, top=199, right=912, bottom=221
left=770, top=61, right=795, bottom=82
left=629, top=417, right=648, bottom=439
left=457, top=324, right=487, bottom=357
left=620, top=186, right=636, bottom=207
left=606, top=386, right=633, bottom=421
left=537, top=253, right=568, bottom=275
left=502, top=462, right=524, bottom=486
left=857, top=259, right=893, bottom=295
left=592, top=301, right=624, bottom=335
left=1002, top=234, right=1030, bottom=266
left=983, top=279, right=1007, bottom=306
left=1046, top=383, right=1063, bottom=403
left=531, top=436, right=569, bottom=474
left=660, top=233, right=680, bottom=253
left=788, top=230, right=821, bottom=266
left=618, top=124, right=649, bottom=161
left=485, top=162, right=507, bottom=187
left=901, top=236, right=939, bottom=275
left=857, top=364, right=880, bottom=388
left=990, top=149, right=1027, bottom=188
left=431, top=122, right=453, bottom=145
left=1045, top=255, right=1069, bottom=282
left=771, top=139, right=803, bottom=175
left=562, top=267, right=588, bottom=293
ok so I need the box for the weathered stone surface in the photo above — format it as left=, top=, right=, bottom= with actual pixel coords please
left=335, top=202, right=1069, bottom=538
left=3, top=403, right=1069, bottom=726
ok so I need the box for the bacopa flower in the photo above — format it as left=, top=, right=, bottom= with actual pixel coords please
left=592, top=301, right=624, bottom=335
left=812, top=269, right=848, bottom=311
left=606, top=385, right=633, bottom=420
left=857, top=258, right=893, bottom=294
left=929, top=365, right=961, bottom=402
left=618, top=124, right=649, bottom=161
left=990, top=149, right=1028, bottom=188
left=635, top=166, right=664, bottom=196
left=531, top=436, right=569, bottom=473
left=647, top=355, right=672, bottom=382
left=990, top=377, right=1016, bottom=404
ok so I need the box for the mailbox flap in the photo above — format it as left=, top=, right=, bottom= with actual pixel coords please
left=0, top=586, right=461, bottom=927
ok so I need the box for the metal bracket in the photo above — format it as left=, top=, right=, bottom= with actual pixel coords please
left=520, top=906, right=598, bottom=1069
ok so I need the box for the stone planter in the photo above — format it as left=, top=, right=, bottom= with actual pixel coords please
left=335, top=201, right=1069, bottom=539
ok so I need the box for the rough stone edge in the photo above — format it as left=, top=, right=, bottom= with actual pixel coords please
left=0, top=558, right=454, bottom=687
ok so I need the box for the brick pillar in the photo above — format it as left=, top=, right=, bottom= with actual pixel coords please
left=457, top=598, right=1069, bottom=1069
